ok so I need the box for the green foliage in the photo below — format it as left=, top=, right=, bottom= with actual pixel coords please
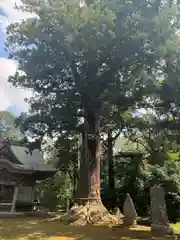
left=45, top=134, right=80, bottom=195
left=7, top=0, right=178, bottom=139
left=101, top=155, right=180, bottom=222
left=0, top=111, right=21, bottom=140
left=166, top=192, right=180, bottom=223
left=37, top=172, right=73, bottom=211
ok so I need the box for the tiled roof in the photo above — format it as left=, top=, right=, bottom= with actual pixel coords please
left=0, top=140, right=57, bottom=174
left=11, top=144, right=56, bottom=172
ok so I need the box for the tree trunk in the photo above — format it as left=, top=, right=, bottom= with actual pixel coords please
left=107, top=131, right=115, bottom=190
left=74, top=110, right=101, bottom=203
left=63, top=108, right=119, bottom=225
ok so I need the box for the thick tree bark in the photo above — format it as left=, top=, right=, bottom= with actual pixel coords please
left=107, top=131, right=115, bottom=190
left=62, top=108, right=119, bottom=225
left=74, top=109, right=101, bottom=203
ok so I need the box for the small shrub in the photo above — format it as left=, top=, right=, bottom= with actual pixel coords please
left=166, top=192, right=180, bottom=223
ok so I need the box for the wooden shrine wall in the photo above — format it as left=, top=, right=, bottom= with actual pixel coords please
left=0, top=167, right=36, bottom=203
left=17, top=186, right=34, bottom=202
left=0, top=168, right=20, bottom=185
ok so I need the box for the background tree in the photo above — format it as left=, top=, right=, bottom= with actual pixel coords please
left=47, top=134, right=80, bottom=197
left=0, top=111, right=21, bottom=140
left=37, top=172, right=73, bottom=212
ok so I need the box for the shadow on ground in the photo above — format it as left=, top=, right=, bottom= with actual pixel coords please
left=0, top=217, right=176, bottom=240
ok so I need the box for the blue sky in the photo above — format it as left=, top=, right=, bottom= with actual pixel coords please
left=0, top=29, right=9, bottom=58
left=0, top=2, right=32, bottom=116
left=0, top=9, right=8, bottom=58
left=0, top=8, right=6, bottom=17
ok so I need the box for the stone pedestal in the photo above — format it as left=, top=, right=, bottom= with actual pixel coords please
left=123, top=217, right=137, bottom=227
left=150, top=186, right=174, bottom=235
left=151, top=224, right=174, bottom=234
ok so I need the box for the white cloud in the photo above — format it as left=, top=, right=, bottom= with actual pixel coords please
left=0, top=58, right=32, bottom=112
left=0, top=1, right=34, bottom=113
left=0, top=0, right=34, bottom=32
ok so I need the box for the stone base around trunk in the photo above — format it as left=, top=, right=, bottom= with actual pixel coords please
left=151, top=224, right=174, bottom=235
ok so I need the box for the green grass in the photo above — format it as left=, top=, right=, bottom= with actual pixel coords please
left=171, top=222, right=180, bottom=233
left=0, top=217, right=177, bottom=240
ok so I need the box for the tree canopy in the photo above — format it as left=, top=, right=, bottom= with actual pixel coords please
left=7, top=0, right=176, bottom=137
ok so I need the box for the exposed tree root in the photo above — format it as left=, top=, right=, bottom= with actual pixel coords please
left=61, top=201, right=123, bottom=226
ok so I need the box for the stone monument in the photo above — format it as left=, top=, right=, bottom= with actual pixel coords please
left=123, top=193, right=137, bottom=227
left=113, top=206, right=123, bottom=224
left=150, top=185, right=174, bottom=234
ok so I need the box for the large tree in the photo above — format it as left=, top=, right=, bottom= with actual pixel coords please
left=6, top=0, right=180, bottom=224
